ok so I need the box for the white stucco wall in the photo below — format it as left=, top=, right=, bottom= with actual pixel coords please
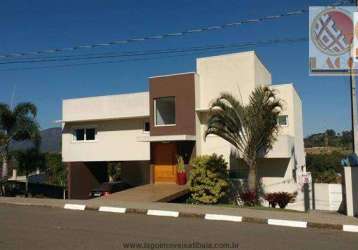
left=345, top=166, right=358, bottom=216
left=62, top=118, right=150, bottom=162
left=196, top=51, right=272, bottom=110
left=195, top=52, right=272, bottom=163
left=312, top=183, right=343, bottom=211
left=63, top=92, right=149, bottom=122
left=272, top=84, right=306, bottom=169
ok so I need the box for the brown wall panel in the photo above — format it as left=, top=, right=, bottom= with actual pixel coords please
left=67, top=162, right=108, bottom=199
left=149, top=73, right=196, bottom=136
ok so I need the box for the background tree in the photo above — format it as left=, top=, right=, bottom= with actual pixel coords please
left=46, top=153, right=66, bottom=187
left=107, top=162, right=121, bottom=182
left=205, top=86, right=282, bottom=193
left=304, top=129, right=352, bottom=149
left=0, top=102, right=40, bottom=178
left=306, top=151, right=345, bottom=183
left=15, top=148, right=46, bottom=196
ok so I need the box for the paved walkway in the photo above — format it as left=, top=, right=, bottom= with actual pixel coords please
left=1, top=196, right=358, bottom=227
left=97, top=184, right=188, bottom=202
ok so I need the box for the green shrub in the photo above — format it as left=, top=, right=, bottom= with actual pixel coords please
left=189, top=154, right=229, bottom=204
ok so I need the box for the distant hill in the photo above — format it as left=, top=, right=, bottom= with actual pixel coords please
left=304, top=129, right=352, bottom=149
left=305, top=146, right=351, bottom=155
left=10, top=127, right=62, bottom=153
left=40, top=127, right=62, bottom=153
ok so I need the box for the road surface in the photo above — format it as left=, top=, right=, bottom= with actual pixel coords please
left=0, top=204, right=357, bottom=250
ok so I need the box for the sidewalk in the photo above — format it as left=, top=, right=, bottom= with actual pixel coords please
left=1, top=197, right=358, bottom=230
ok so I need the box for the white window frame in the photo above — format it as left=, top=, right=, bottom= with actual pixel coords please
left=153, top=97, right=176, bottom=127
left=277, top=115, right=288, bottom=127
left=72, top=126, right=98, bottom=143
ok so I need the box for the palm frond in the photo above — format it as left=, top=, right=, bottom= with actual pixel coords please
left=205, top=86, right=282, bottom=161
left=14, top=102, right=37, bottom=118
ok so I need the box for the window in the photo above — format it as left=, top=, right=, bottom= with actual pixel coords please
left=75, top=128, right=85, bottom=141
left=277, top=115, right=288, bottom=126
left=86, top=128, right=96, bottom=140
left=74, top=128, right=96, bottom=141
left=144, top=122, right=150, bottom=132
left=154, top=97, right=175, bottom=126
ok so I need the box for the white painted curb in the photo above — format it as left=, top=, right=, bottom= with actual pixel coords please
left=205, top=214, right=242, bottom=222
left=64, top=204, right=86, bottom=211
left=147, top=209, right=179, bottom=217
left=99, top=206, right=126, bottom=213
left=343, top=225, right=358, bottom=232
left=268, top=219, right=307, bottom=228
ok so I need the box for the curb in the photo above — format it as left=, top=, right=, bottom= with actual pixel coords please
left=61, top=203, right=358, bottom=233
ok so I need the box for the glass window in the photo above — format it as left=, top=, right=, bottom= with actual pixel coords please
left=144, top=122, right=150, bottom=132
left=86, top=128, right=96, bottom=140
left=155, top=97, right=175, bottom=126
left=75, top=129, right=85, bottom=141
left=277, top=115, right=288, bottom=126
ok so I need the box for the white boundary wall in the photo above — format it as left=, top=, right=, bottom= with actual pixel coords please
left=344, top=166, right=358, bottom=216
left=313, top=183, right=343, bottom=211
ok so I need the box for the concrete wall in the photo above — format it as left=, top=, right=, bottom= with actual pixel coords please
left=312, top=183, right=343, bottom=211
left=273, top=84, right=306, bottom=170
left=62, top=118, right=150, bottom=162
left=194, top=52, right=275, bottom=166
left=63, top=92, right=149, bottom=122
left=196, top=51, right=271, bottom=110
left=344, top=166, right=358, bottom=216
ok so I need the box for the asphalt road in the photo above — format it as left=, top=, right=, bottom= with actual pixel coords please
left=0, top=204, right=357, bottom=250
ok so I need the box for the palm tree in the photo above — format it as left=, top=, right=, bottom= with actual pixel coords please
left=205, top=86, right=282, bottom=193
left=0, top=102, right=40, bottom=178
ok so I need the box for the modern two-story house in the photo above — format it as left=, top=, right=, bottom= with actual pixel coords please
left=62, top=51, right=306, bottom=210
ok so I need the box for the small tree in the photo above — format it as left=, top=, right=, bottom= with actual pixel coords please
left=189, top=154, right=229, bottom=204
left=205, top=86, right=282, bottom=194
left=15, top=148, right=46, bottom=196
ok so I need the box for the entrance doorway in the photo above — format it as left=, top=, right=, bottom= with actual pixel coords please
left=153, top=143, right=177, bottom=183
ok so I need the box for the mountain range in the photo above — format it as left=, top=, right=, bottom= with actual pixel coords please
left=10, top=127, right=62, bottom=153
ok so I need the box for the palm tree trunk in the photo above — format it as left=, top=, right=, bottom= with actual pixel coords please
left=25, top=173, right=29, bottom=197
left=247, top=161, right=257, bottom=193
left=1, top=153, right=8, bottom=178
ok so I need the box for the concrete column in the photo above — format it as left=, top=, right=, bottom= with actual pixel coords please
left=344, top=166, right=358, bottom=217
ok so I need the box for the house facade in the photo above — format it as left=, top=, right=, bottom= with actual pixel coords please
left=62, top=51, right=306, bottom=210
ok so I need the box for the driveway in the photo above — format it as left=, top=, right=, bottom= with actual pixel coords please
left=97, top=183, right=188, bottom=202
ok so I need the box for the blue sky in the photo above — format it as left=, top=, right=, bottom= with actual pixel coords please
left=0, top=0, right=353, bottom=136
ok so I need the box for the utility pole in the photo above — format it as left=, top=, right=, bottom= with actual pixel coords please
left=350, top=58, right=358, bottom=154
left=351, top=0, right=358, bottom=155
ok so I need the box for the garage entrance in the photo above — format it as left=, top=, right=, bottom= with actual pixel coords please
left=153, top=143, right=177, bottom=183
